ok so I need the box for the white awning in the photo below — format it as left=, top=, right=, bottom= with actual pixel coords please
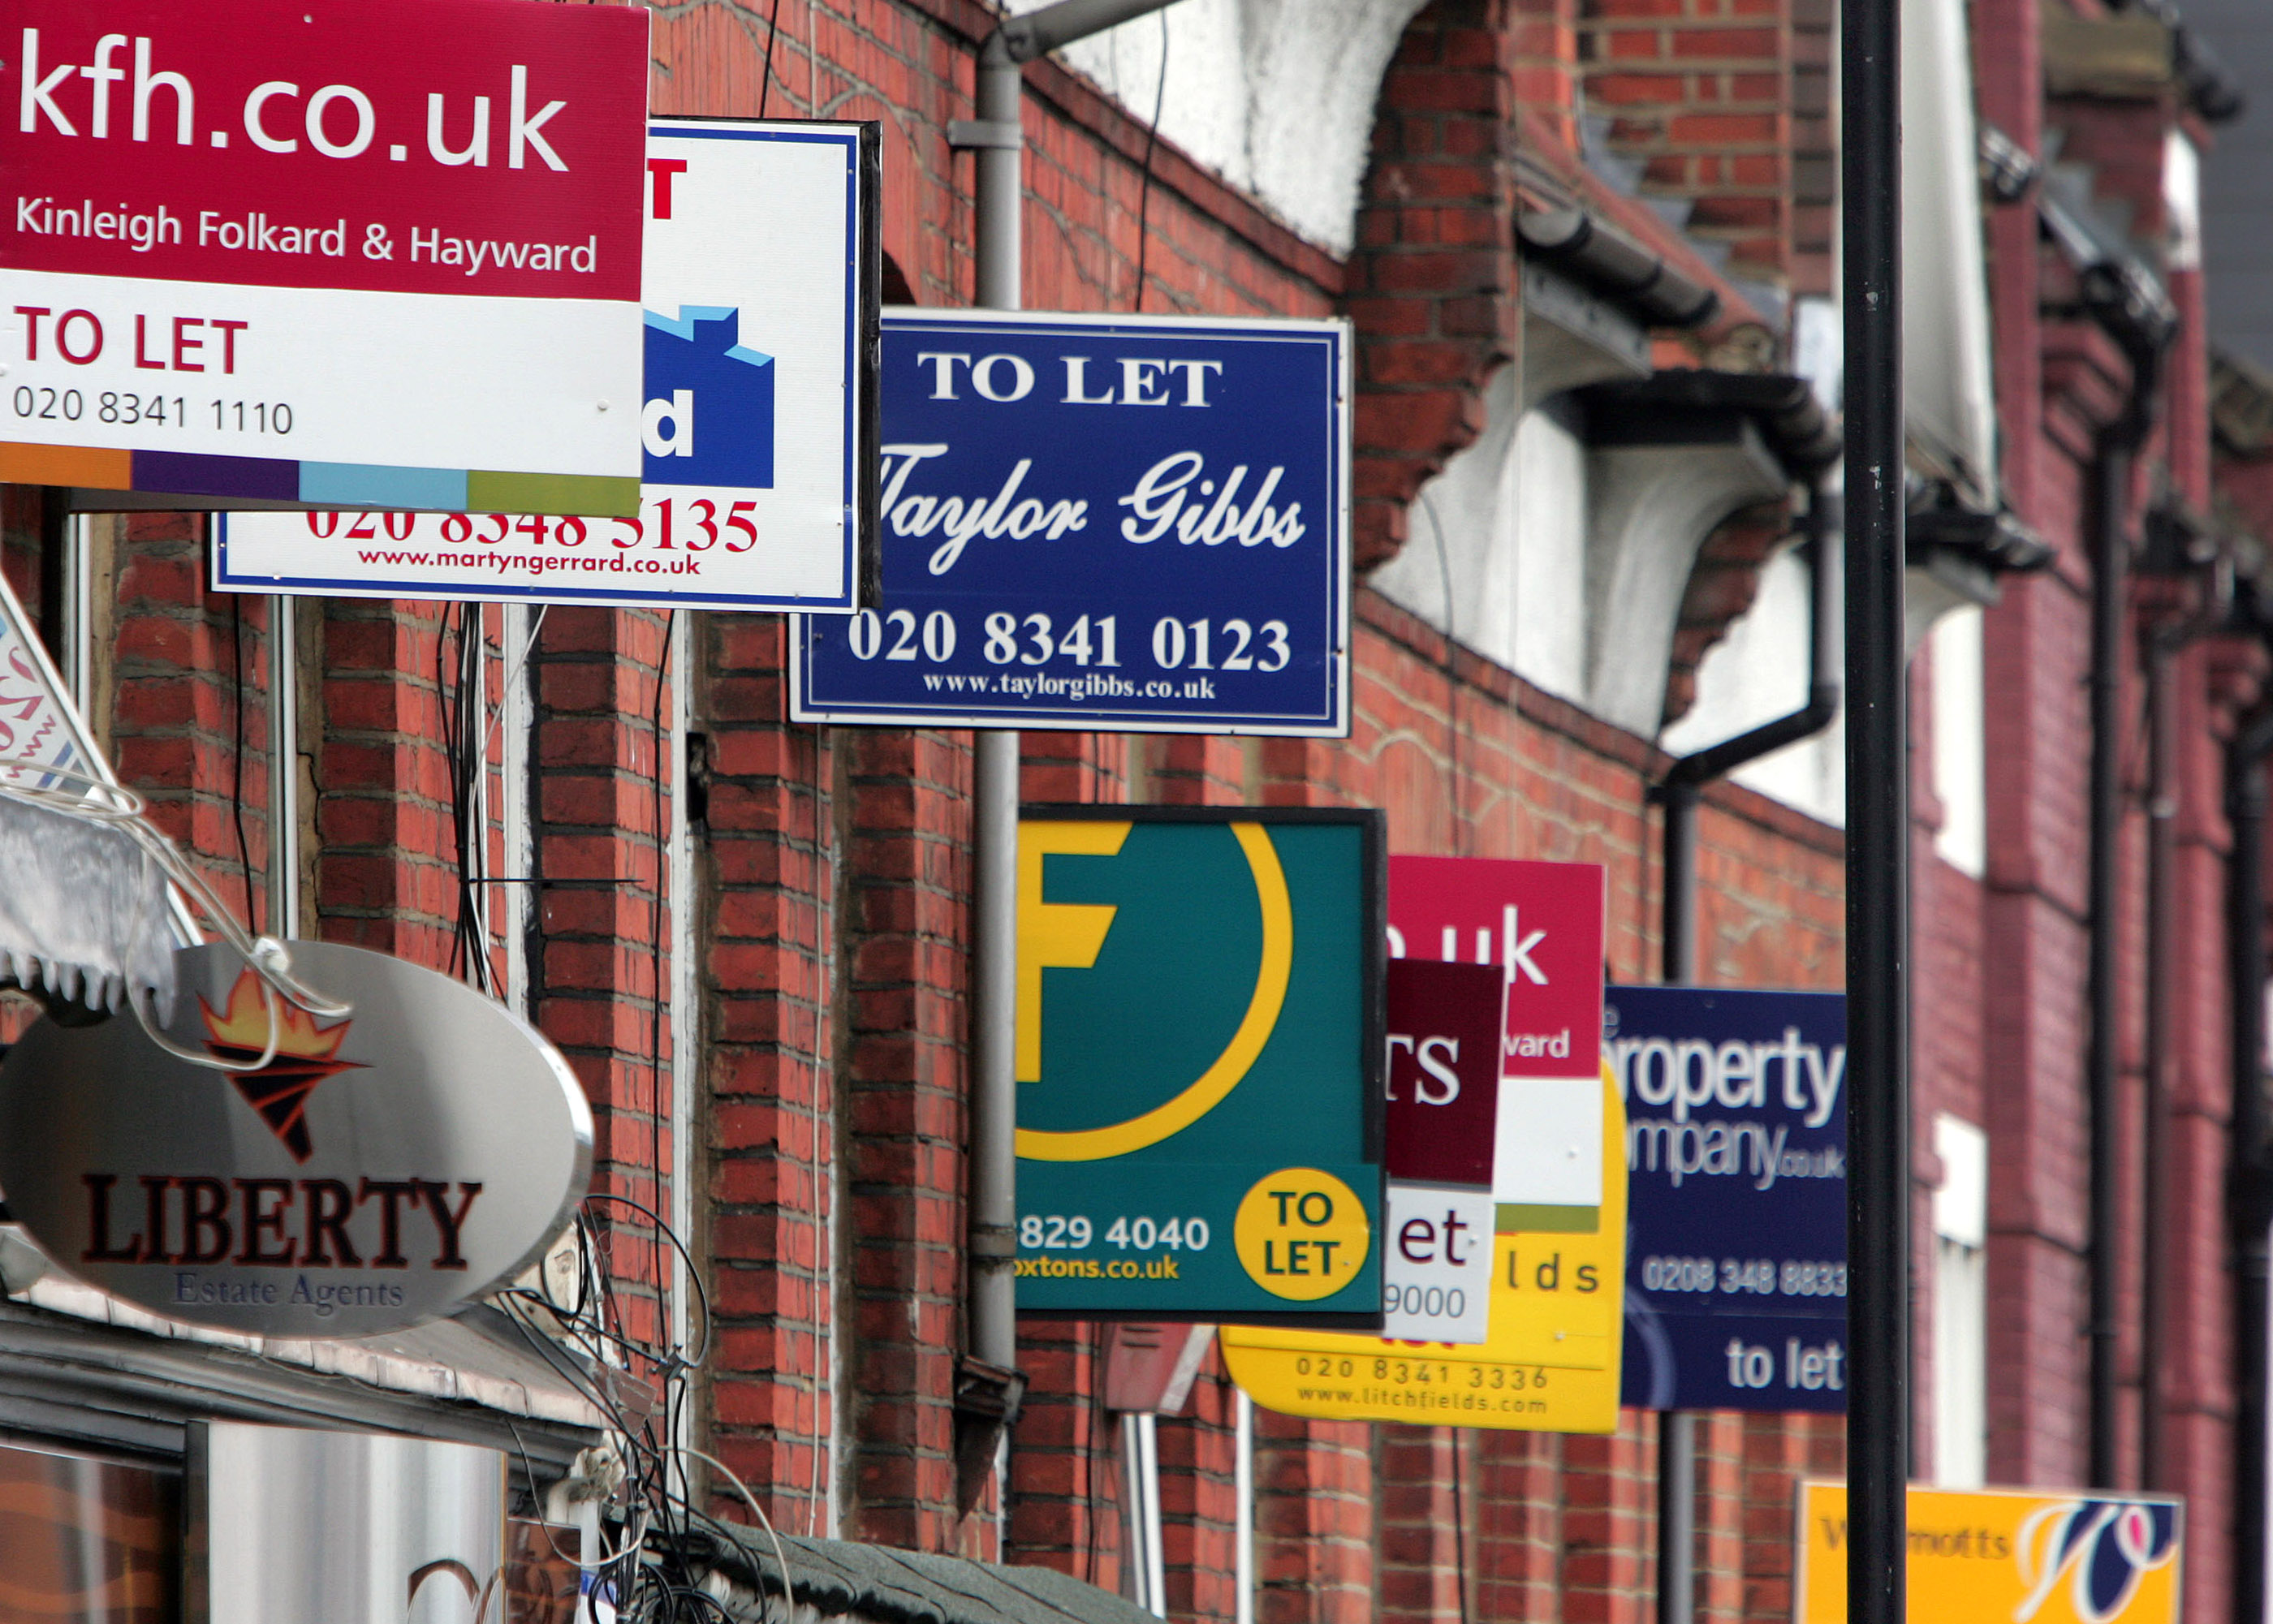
left=0, top=796, right=175, bottom=1014
left=0, top=575, right=178, bottom=1016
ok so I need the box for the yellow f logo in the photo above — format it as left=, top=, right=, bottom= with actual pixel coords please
left=1014, top=820, right=1295, bottom=1161
left=1015, top=821, right=1132, bottom=1082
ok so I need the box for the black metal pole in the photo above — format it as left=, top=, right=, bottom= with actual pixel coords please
left=2141, top=637, right=2178, bottom=1488
left=2086, top=446, right=2128, bottom=1489
left=1841, top=0, right=1907, bottom=1607
left=1652, top=479, right=1839, bottom=1624
left=2228, top=709, right=2273, bottom=1624
left=36, top=489, right=69, bottom=666
left=1663, top=782, right=1700, bottom=986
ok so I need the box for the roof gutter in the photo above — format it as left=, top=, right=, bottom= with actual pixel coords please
left=1518, top=207, right=1723, bottom=331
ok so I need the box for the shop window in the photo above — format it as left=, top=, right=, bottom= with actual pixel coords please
left=0, top=1440, right=180, bottom=1624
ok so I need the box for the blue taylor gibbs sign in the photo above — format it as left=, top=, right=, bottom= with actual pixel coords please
left=790, top=310, right=1349, bottom=735
left=1610, top=986, right=1848, bottom=1413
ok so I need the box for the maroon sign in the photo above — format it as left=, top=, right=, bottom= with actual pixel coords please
left=1388, top=856, right=1607, bottom=1079
left=1384, top=958, right=1504, bottom=1188
left=2, top=0, right=649, bottom=301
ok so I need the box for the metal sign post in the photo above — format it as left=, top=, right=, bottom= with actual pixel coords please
left=958, top=0, right=1213, bottom=1411
left=1842, top=0, right=1909, bottom=1610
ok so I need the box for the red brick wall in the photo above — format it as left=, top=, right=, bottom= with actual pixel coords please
left=1348, top=0, right=1520, bottom=575
left=21, top=1, right=2264, bottom=1622
left=697, top=614, right=842, bottom=1534
left=112, top=515, right=275, bottom=917
left=1581, top=0, right=1793, bottom=291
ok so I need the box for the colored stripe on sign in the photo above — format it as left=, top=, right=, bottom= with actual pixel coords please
left=0, top=443, right=132, bottom=488
left=136, top=451, right=298, bottom=502
left=299, top=463, right=471, bottom=512
left=0, top=443, right=640, bottom=518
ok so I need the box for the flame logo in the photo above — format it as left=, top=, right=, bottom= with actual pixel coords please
left=199, top=967, right=364, bottom=1163
left=2013, top=1498, right=2180, bottom=1623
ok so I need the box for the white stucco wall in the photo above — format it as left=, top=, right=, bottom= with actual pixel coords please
left=1510, top=411, right=1589, bottom=702
left=1008, top=0, right=1430, bottom=254
left=1658, top=542, right=1847, bottom=827
left=1901, top=0, right=1999, bottom=501
left=1370, top=386, right=1592, bottom=706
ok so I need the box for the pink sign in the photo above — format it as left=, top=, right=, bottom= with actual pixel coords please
left=1388, top=856, right=1607, bottom=1080
left=0, top=0, right=649, bottom=503
left=4, top=0, right=647, bottom=300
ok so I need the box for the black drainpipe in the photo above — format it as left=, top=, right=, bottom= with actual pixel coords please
left=1659, top=480, right=1843, bottom=983
left=2081, top=258, right=2176, bottom=1489
left=2229, top=700, right=2273, bottom=1624
left=1650, top=476, right=1840, bottom=1624
left=2137, top=533, right=2231, bottom=1491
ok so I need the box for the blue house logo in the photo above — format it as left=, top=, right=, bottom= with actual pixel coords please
left=643, top=306, right=775, bottom=489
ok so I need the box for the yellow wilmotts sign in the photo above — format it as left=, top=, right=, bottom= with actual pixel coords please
left=1218, top=1066, right=1626, bottom=1432
left=1795, top=1482, right=2182, bottom=1624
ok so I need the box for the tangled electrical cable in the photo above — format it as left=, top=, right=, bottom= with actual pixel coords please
left=493, top=1192, right=805, bottom=1624
left=437, top=603, right=497, bottom=994
left=424, top=607, right=797, bottom=1617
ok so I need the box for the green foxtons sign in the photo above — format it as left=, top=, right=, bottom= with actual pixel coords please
left=1015, top=806, right=1383, bottom=1321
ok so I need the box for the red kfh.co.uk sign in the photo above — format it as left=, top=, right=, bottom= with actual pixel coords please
left=1388, top=856, right=1607, bottom=1210
left=0, top=0, right=649, bottom=514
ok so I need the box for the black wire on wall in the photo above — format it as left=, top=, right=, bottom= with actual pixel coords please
left=649, top=612, right=675, bottom=1372
left=1132, top=12, right=1168, bottom=312
left=436, top=603, right=494, bottom=993
left=230, top=595, right=258, bottom=932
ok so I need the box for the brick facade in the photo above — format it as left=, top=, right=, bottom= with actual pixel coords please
left=2, top=0, right=2265, bottom=1619
left=1348, top=0, right=1520, bottom=575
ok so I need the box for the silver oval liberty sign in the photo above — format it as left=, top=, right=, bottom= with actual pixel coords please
left=0, top=942, right=592, bottom=1336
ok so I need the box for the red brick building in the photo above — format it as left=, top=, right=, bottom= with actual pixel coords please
left=1, top=0, right=2269, bottom=1620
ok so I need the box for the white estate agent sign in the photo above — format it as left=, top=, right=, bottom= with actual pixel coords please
left=214, top=120, right=881, bottom=611
left=0, top=0, right=649, bottom=515
left=0, top=941, right=593, bottom=1338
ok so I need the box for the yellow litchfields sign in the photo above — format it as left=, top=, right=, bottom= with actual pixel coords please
left=1796, top=1481, right=2183, bottom=1624
left=1218, top=1065, right=1626, bottom=1432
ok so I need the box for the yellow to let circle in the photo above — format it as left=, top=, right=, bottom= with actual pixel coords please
left=1234, top=1167, right=1372, bottom=1302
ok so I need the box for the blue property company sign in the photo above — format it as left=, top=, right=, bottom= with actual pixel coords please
left=790, top=310, right=1349, bottom=735
left=1610, top=986, right=1848, bottom=1413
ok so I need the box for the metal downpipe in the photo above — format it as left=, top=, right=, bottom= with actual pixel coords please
left=2228, top=707, right=2273, bottom=1624
left=2085, top=443, right=2129, bottom=1489
left=966, top=21, right=1024, bottom=1385
left=2141, top=640, right=2171, bottom=1485
left=963, top=0, right=1188, bottom=1507
left=1653, top=477, right=1840, bottom=1624
left=1658, top=480, right=1842, bottom=980
left=2077, top=254, right=2172, bottom=1489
